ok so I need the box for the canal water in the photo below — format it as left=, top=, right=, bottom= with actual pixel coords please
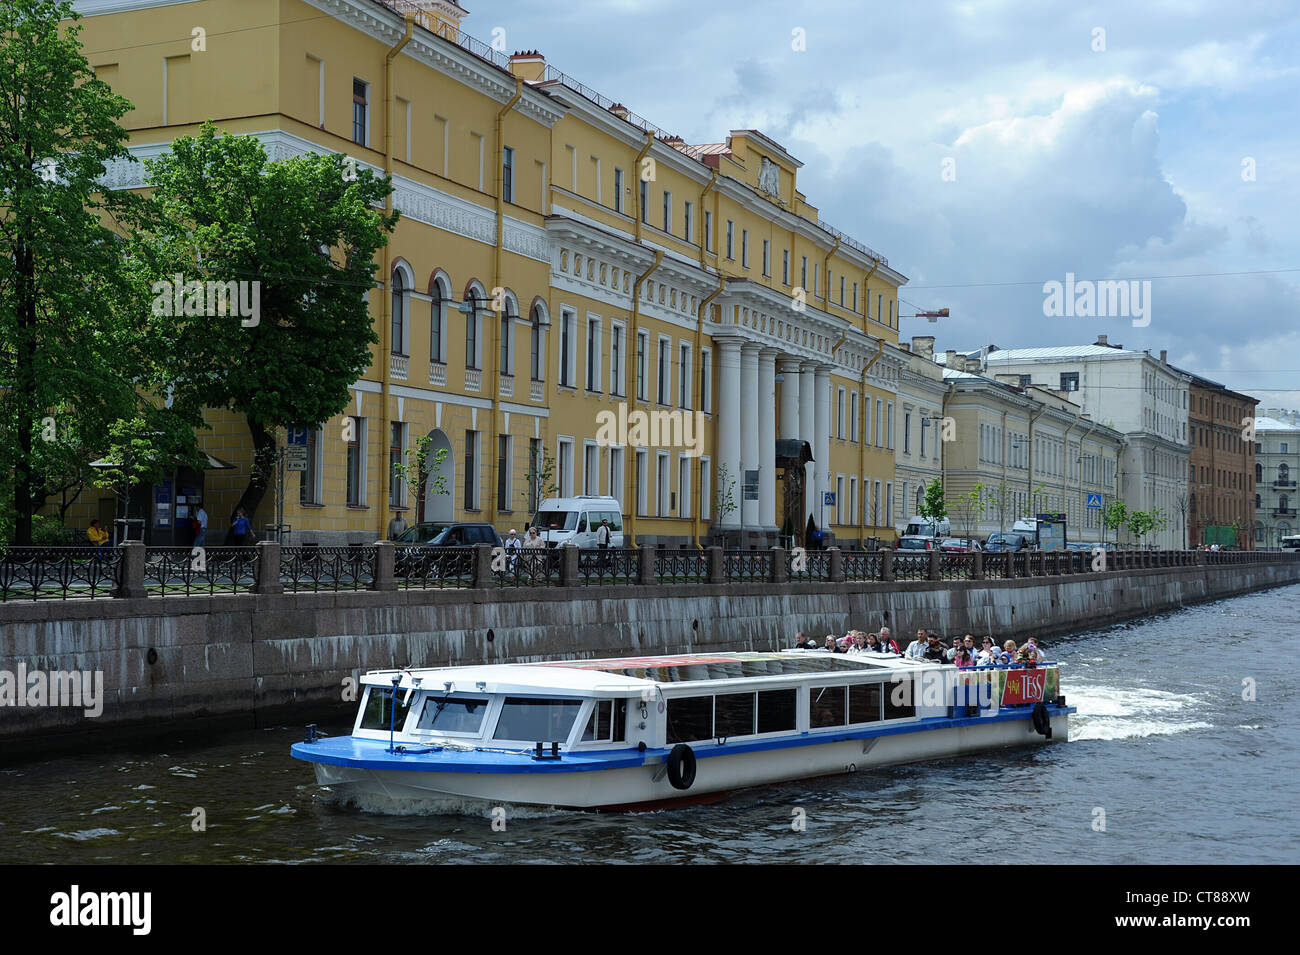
left=3, top=585, right=1297, bottom=864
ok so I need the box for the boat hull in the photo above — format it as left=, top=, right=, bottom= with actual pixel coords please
left=303, top=711, right=1069, bottom=812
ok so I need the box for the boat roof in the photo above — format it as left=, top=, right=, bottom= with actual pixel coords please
left=362, top=651, right=912, bottom=696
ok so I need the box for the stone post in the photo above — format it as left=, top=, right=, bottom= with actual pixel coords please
left=707, top=546, right=724, bottom=584
left=771, top=546, right=788, bottom=584
left=881, top=548, right=894, bottom=582
left=972, top=549, right=984, bottom=579
left=828, top=546, right=844, bottom=583
left=370, top=540, right=395, bottom=592
left=252, top=540, right=284, bottom=594
left=114, top=540, right=147, bottom=599
left=472, top=543, right=496, bottom=589
left=560, top=543, right=580, bottom=587
left=927, top=548, right=940, bottom=581
left=638, top=543, right=657, bottom=585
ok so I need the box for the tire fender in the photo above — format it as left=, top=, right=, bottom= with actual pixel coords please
left=666, top=743, right=697, bottom=790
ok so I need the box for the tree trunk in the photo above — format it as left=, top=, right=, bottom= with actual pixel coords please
left=13, top=240, right=38, bottom=546
left=237, top=418, right=278, bottom=521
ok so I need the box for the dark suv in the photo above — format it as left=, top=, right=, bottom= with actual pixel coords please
left=394, top=522, right=502, bottom=576
left=984, top=532, right=1030, bottom=553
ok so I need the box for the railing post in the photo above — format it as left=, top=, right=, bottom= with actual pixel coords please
left=881, top=548, right=894, bottom=582
left=369, top=540, right=395, bottom=592
left=560, top=542, right=580, bottom=586
left=638, top=543, right=656, bottom=586
left=472, top=543, right=496, bottom=589
left=707, top=546, right=724, bottom=584
left=927, top=548, right=940, bottom=581
left=828, top=546, right=844, bottom=583
left=972, top=549, right=984, bottom=580
left=771, top=546, right=788, bottom=584
left=114, top=540, right=147, bottom=599
left=252, top=540, right=284, bottom=594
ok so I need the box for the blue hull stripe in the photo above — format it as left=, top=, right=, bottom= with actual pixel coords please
left=290, top=705, right=1075, bottom=775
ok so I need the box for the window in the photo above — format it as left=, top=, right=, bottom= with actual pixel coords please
left=581, top=699, right=627, bottom=743
left=360, top=687, right=410, bottom=731
left=636, top=331, right=648, bottom=400
left=700, top=349, right=712, bottom=414
left=840, top=275, right=846, bottom=305
left=584, top=442, right=599, bottom=494
left=850, top=683, right=884, bottom=723
left=683, top=201, right=692, bottom=242
left=497, top=434, right=511, bottom=512
left=1060, top=372, right=1079, bottom=392
left=635, top=449, right=648, bottom=516
left=801, top=256, right=808, bottom=290
left=849, top=392, right=858, bottom=442
left=346, top=416, right=366, bottom=506
left=679, top=343, right=691, bottom=409
left=465, top=292, right=479, bottom=369
left=877, top=293, right=882, bottom=323
left=430, top=280, right=445, bottom=363
left=585, top=316, right=601, bottom=392
left=389, top=422, right=405, bottom=506
left=528, top=438, right=543, bottom=512
left=883, top=677, right=915, bottom=719
left=903, top=412, right=911, bottom=453
left=352, top=78, right=367, bottom=146
left=502, top=146, right=514, bottom=204
left=812, top=263, right=818, bottom=295
left=657, top=337, right=670, bottom=404
left=608, top=447, right=624, bottom=505
left=810, top=686, right=846, bottom=728
left=614, top=167, right=625, bottom=213
left=741, top=229, right=749, bottom=267
left=700, top=457, right=711, bottom=520
left=639, top=179, right=648, bottom=223
left=657, top=451, right=670, bottom=516
left=299, top=427, right=322, bottom=505
left=610, top=323, right=624, bottom=396
left=852, top=282, right=858, bottom=312
left=704, top=210, right=713, bottom=253
left=390, top=268, right=407, bottom=355
left=920, top=416, right=928, bottom=457
left=666, top=696, right=712, bottom=743
left=492, top=697, right=583, bottom=742
left=714, top=693, right=755, bottom=737
left=500, top=297, right=515, bottom=375
left=559, top=308, right=575, bottom=386
left=663, top=190, right=672, bottom=232
left=464, top=429, right=479, bottom=510
left=416, top=695, right=489, bottom=734
left=762, top=239, right=770, bottom=276
left=557, top=437, right=574, bottom=497
left=726, top=220, right=734, bottom=259
left=530, top=303, right=545, bottom=381
left=678, top=454, right=691, bottom=518
left=837, top=388, right=845, bottom=439
left=783, top=249, right=790, bottom=285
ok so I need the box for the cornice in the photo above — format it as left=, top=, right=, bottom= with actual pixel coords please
left=74, top=0, right=201, bottom=14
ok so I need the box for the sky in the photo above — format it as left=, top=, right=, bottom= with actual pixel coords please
left=471, top=0, right=1300, bottom=412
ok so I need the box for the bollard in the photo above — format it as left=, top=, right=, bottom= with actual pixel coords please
left=472, top=543, right=496, bottom=589
left=881, top=548, right=894, bottom=582
left=771, top=546, right=788, bottom=584
left=638, top=543, right=657, bottom=586
left=559, top=542, right=579, bottom=587
left=707, top=546, right=724, bottom=584
left=252, top=540, right=284, bottom=594
left=370, top=540, right=395, bottom=592
left=927, top=548, right=940, bottom=581
left=114, top=540, right=147, bottom=599
left=828, top=546, right=844, bottom=583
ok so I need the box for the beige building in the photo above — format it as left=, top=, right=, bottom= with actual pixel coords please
left=891, top=337, right=947, bottom=529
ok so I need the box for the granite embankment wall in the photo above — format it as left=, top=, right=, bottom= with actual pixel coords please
left=2, top=559, right=1298, bottom=755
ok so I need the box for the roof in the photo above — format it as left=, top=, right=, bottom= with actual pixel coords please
left=1255, top=415, right=1300, bottom=432
left=982, top=344, right=1145, bottom=361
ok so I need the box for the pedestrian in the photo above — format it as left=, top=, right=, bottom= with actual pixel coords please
left=595, top=517, right=612, bottom=569
left=230, top=508, right=253, bottom=545
left=194, top=504, right=208, bottom=547
left=523, top=527, right=545, bottom=549
left=87, top=519, right=109, bottom=559
left=387, top=512, right=410, bottom=541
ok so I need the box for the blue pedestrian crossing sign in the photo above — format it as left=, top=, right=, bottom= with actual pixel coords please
left=823, top=492, right=836, bottom=506
left=1086, top=493, right=1103, bottom=509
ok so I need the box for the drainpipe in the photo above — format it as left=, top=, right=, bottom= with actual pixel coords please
left=632, top=131, right=653, bottom=245
left=822, top=236, right=840, bottom=308
left=698, top=170, right=718, bottom=269
left=693, top=273, right=726, bottom=548
left=378, top=17, right=413, bottom=539
left=860, top=260, right=879, bottom=331
left=860, top=338, right=885, bottom=545
left=486, top=77, right=523, bottom=529
left=626, top=248, right=664, bottom=546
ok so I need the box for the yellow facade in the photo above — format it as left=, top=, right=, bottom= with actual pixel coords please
left=63, top=0, right=907, bottom=547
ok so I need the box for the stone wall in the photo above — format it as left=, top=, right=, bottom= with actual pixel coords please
left=3, top=559, right=1298, bottom=756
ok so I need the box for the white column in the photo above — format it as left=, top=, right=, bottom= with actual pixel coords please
left=815, top=365, right=831, bottom=534
left=759, top=348, right=779, bottom=531
left=799, top=362, right=817, bottom=525
left=716, top=338, right=743, bottom=527
left=740, top=343, right=760, bottom=528
left=778, top=358, right=801, bottom=440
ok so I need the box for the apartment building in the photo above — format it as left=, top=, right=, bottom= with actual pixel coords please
left=1181, top=372, right=1257, bottom=548
left=1254, top=409, right=1300, bottom=546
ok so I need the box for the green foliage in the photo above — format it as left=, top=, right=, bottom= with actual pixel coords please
left=1102, top=500, right=1129, bottom=542
left=918, top=478, right=947, bottom=527
left=522, top=444, right=556, bottom=509
left=713, top=462, right=737, bottom=524
left=392, top=433, right=448, bottom=516
left=957, top=482, right=990, bottom=539
left=1125, top=506, right=1167, bottom=543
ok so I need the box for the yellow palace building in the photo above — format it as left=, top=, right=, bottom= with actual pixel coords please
left=69, top=0, right=908, bottom=548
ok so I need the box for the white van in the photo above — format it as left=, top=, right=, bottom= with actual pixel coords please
left=529, top=496, right=625, bottom=548
left=902, top=514, right=951, bottom=538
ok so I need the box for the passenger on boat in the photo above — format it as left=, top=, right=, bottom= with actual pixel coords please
left=878, top=629, right=901, bottom=655
left=825, top=635, right=840, bottom=652
left=954, top=647, right=975, bottom=668
left=1002, top=639, right=1018, bottom=663
left=945, top=637, right=962, bottom=663
left=794, top=632, right=815, bottom=650
left=839, top=635, right=856, bottom=653
left=923, top=634, right=948, bottom=663
left=864, top=632, right=881, bottom=653
left=905, top=629, right=928, bottom=660
left=976, top=638, right=996, bottom=666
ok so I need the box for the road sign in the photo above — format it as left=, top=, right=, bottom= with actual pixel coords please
left=823, top=492, right=836, bottom=506
left=1086, top=493, right=1103, bottom=509
left=286, top=427, right=309, bottom=446
left=286, top=444, right=309, bottom=472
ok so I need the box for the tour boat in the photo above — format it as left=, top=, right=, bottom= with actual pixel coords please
left=291, top=650, right=1073, bottom=812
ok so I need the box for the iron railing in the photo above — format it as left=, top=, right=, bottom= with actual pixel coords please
left=398, top=546, right=474, bottom=589
left=651, top=550, right=704, bottom=584
left=894, top=554, right=928, bottom=581
left=497, top=548, right=560, bottom=587
left=842, top=551, right=884, bottom=581
left=788, top=549, right=831, bottom=581
left=724, top=550, right=771, bottom=582
left=281, top=545, right=376, bottom=592
left=144, top=547, right=258, bottom=595
left=0, top=547, right=122, bottom=600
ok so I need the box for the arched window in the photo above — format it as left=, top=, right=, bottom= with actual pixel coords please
left=391, top=267, right=407, bottom=355
left=1256, top=462, right=1263, bottom=482
left=1280, top=463, right=1290, bottom=483
left=1281, top=495, right=1290, bottom=513
left=500, top=293, right=517, bottom=376
left=430, top=278, right=446, bottom=364
left=465, top=284, right=482, bottom=370
left=530, top=302, right=546, bottom=381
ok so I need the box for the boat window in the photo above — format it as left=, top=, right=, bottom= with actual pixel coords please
left=492, top=697, right=584, bottom=742
left=757, top=689, right=797, bottom=733
left=416, top=695, right=489, bottom=734
left=714, top=692, right=756, bottom=737
left=359, top=687, right=413, bottom=731
left=849, top=683, right=883, bottom=723
left=581, top=699, right=628, bottom=743
left=666, top=696, right=713, bottom=743
left=884, top=677, right=917, bottom=720
left=810, top=686, right=846, bottom=728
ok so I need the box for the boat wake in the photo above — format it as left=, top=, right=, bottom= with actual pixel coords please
left=1067, top=683, right=1213, bottom=741
left=317, top=788, right=573, bottom=819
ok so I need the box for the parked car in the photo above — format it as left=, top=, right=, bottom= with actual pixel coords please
left=394, top=522, right=503, bottom=576
left=938, top=537, right=981, bottom=553
left=895, top=536, right=934, bottom=552
left=984, top=532, right=1030, bottom=553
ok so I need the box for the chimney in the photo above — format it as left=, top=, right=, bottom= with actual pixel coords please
left=1096, top=334, right=1108, bottom=346
left=1160, top=349, right=1167, bottom=363
left=912, top=336, right=935, bottom=361
left=945, top=349, right=962, bottom=369
left=508, top=50, right=546, bottom=83
left=607, top=102, right=630, bottom=120
left=964, top=358, right=982, bottom=373
left=995, top=373, right=1023, bottom=387
left=899, top=342, right=911, bottom=352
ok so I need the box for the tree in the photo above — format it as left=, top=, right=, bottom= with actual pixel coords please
left=391, top=433, right=448, bottom=522
left=955, top=482, right=990, bottom=541
left=917, top=478, right=947, bottom=531
left=136, top=122, right=399, bottom=519
left=1174, top=491, right=1190, bottom=547
left=1125, top=507, right=1167, bottom=547
left=522, top=444, right=556, bottom=513
left=713, top=462, right=737, bottom=545
left=0, top=0, right=192, bottom=543
left=1102, top=500, right=1128, bottom=545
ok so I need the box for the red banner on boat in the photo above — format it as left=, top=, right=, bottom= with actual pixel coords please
left=1001, top=668, right=1047, bottom=706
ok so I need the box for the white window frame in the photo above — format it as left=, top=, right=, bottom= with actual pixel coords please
left=726, top=220, right=734, bottom=259
left=663, top=190, right=672, bottom=233
left=613, top=166, right=624, bottom=212
left=683, top=200, right=693, bottom=242
left=583, top=440, right=600, bottom=495
left=609, top=446, right=625, bottom=506
left=700, top=456, right=711, bottom=520
left=557, top=436, right=575, bottom=498
left=657, top=334, right=672, bottom=405
left=762, top=239, right=770, bottom=276
left=558, top=306, right=577, bottom=387
left=678, top=341, right=692, bottom=410
left=657, top=450, right=671, bottom=516
left=610, top=320, right=625, bottom=397
left=678, top=453, right=692, bottom=519
left=836, top=387, right=845, bottom=439
left=849, top=391, right=858, bottom=442
left=635, top=448, right=649, bottom=516
left=700, top=348, right=712, bottom=415
left=585, top=314, right=602, bottom=393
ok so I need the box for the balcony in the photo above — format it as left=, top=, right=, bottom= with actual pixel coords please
left=1272, top=508, right=1296, bottom=517
left=389, top=353, right=408, bottom=382
left=1273, top=480, right=1296, bottom=490
left=499, top=374, right=514, bottom=399
left=530, top=379, right=544, bottom=401
left=429, top=362, right=447, bottom=387
left=465, top=367, right=482, bottom=392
